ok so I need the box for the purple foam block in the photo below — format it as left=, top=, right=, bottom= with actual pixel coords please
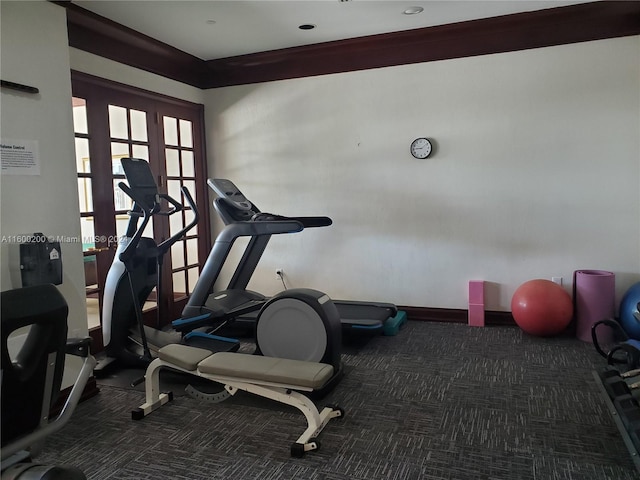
left=574, top=270, right=615, bottom=343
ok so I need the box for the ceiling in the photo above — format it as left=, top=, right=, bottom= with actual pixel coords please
left=72, top=0, right=596, bottom=61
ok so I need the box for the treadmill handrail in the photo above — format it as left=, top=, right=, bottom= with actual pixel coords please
left=216, top=219, right=305, bottom=243
left=209, top=179, right=333, bottom=229
left=289, top=216, right=332, bottom=228
left=252, top=213, right=332, bottom=229
left=183, top=219, right=307, bottom=318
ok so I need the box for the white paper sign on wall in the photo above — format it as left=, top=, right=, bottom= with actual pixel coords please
left=1, top=138, right=40, bottom=176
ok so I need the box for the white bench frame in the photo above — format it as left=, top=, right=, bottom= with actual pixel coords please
left=132, top=355, right=343, bottom=457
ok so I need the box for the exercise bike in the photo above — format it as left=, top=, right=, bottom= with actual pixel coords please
left=1, top=284, right=95, bottom=480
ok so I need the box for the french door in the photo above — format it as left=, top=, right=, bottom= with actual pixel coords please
left=71, top=71, right=210, bottom=351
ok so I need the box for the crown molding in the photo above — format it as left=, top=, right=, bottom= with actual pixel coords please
left=56, top=1, right=208, bottom=87
left=55, top=1, right=640, bottom=89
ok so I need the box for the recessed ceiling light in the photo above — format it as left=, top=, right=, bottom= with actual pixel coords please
left=403, top=6, right=424, bottom=15
left=299, top=24, right=316, bottom=30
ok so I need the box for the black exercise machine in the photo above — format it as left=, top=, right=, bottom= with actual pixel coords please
left=592, top=303, right=640, bottom=473
left=1, top=284, right=95, bottom=480
left=171, top=182, right=343, bottom=371
left=592, top=303, right=640, bottom=370
left=179, top=178, right=399, bottom=336
left=177, top=182, right=336, bottom=336
left=97, top=158, right=239, bottom=373
left=99, top=159, right=342, bottom=383
left=594, top=366, right=640, bottom=473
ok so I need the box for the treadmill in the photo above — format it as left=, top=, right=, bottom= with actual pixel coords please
left=202, top=178, right=398, bottom=335
left=177, top=186, right=334, bottom=335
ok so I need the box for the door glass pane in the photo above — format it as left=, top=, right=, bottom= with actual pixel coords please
left=163, top=117, right=178, bottom=146
left=179, top=119, right=193, bottom=148
left=113, top=180, right=132, bottom=212
left=129, top=109, right=148, bottom=142
left=184, top=208, right=197, bottom=235
left=171, top=242, right=185, bottom=269
left=183, top=180, right=196, bottom=201
left=72, top=97, right=88, bottom=134
left=80, top=216, right=96, bottom=251
left=181, top=150, right=194, bottom=177
left=132, top=144, right=149, bottom=160
left=167, top=179, right=181, bottom=203
left=111, top=142, right=130, bottom=173
left=169, top=210, right=183, bottom=236
left=108, top=105, right=128, bottom=139
left=186, top=238, right=198, bottom=265
left=111, top=142, right=130, bottom=158
left=75, top=138, right=90, bottom=173
left=173, top=271, right=186, bottom=296
left=188, top=267, right=199, bottom=294
left=166, top=148, right=180, bottom=176
left=78, top=178, right=93, bottom=213
left=115, top=215, right=129, bottom=239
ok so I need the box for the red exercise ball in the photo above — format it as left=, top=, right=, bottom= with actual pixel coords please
left=511, top=279, right=573, bottom=337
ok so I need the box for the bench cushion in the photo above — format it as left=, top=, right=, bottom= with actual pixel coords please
left=198, top=352, right=334, bottom=390
left=158, top=344, right=212, bottom=371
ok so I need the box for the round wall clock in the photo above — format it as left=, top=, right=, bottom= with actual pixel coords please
left=410, top=138, right=433, bottom=159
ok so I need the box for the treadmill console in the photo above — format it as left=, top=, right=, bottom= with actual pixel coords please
left=209, top=178, right=259, bottom=224
left=208, top=179, right=253, bottom=210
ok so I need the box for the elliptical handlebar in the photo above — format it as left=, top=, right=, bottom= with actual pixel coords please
left=119, top=185, right=183, bottom=218
left=157, top=186, right=200, bottom=253
left=117, top=176, right=200, bottom=262
left=156, top=193, right=183, bottom=217
left=118, top=181, right=158, bottom=217
left=118, top=181, right=155, bottom=264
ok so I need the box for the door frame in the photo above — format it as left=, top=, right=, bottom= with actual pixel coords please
left=71, top=70, right=211, bottom=352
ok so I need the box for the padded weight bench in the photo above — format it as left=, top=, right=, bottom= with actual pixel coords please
left=132, top=344, right=344, bottom=457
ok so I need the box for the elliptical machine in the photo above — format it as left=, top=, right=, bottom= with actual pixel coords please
left=173, top=190, right=343, bottom=371
left=96, top=158, right=239, bottom=373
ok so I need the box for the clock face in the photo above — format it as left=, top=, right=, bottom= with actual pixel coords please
left=410, top=138, right=432, bottom=159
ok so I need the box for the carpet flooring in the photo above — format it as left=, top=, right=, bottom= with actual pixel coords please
left=37, top=321, right=639, bottom=479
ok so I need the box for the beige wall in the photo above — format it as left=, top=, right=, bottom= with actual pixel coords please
left=205, top=36, right=640, bottom=311
left=3, top=1, right=639, bottom=319
left=1, top=1, right=87, bottom=335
